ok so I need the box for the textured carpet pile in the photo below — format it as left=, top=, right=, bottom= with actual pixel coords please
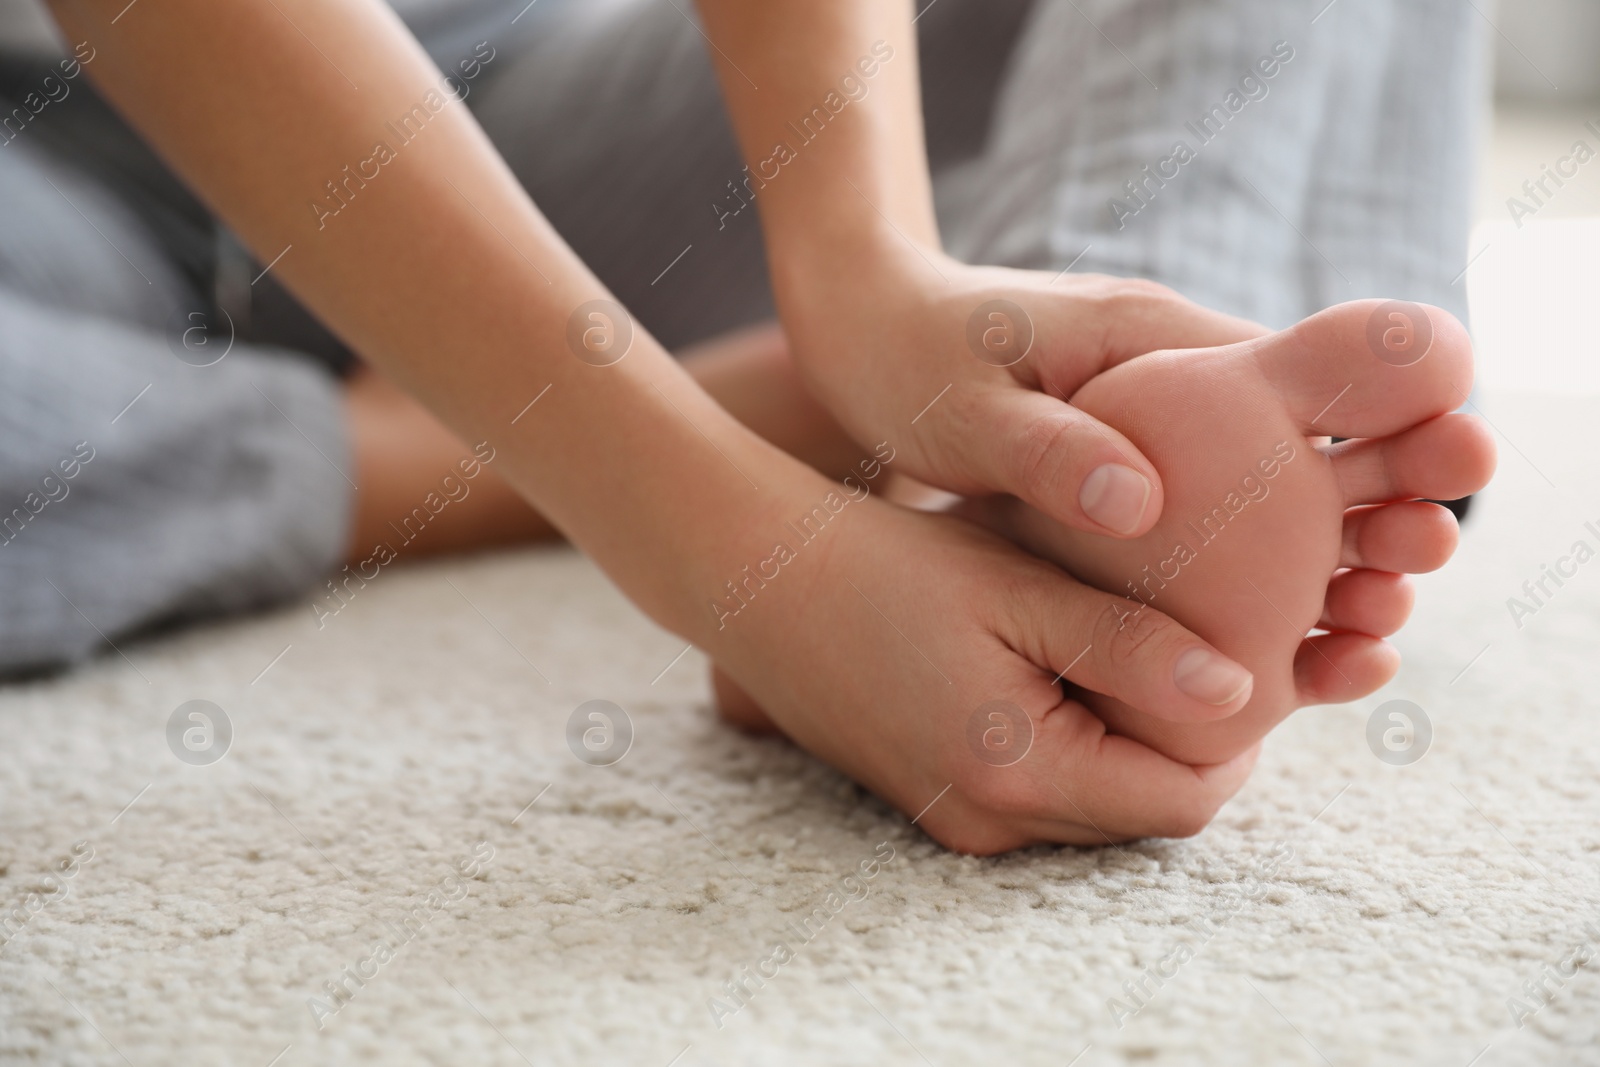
left=2, top=391, right=1597, bottom=1066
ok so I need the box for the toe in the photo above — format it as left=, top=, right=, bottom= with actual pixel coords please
left=1329, top=413, right=1496, bottom=507
left=1341, top=501, right=1460, bottom=572
left=1249, top=300, right=1474, bottom=438
left=1319, top=569, right=1415, bottom=637
left=1294, top=633, right=1400, bottom=706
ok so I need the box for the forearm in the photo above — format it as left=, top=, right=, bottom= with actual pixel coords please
left=342, top=323, right=877, bottom=561
left=693, top=0, right=937, bottom=294
left=49, top=0, right=812, bottom=639
left=692, top=2, right=1267, bottom=544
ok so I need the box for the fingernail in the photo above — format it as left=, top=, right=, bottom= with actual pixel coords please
left=1079, top=464, right=1152, bottom=535
left=1173, top=647, right=1253, bottom=706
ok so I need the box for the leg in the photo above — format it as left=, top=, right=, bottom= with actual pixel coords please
left=469, top=0, right=1036, bottom=349
left=469, top=0, right=775, bottom=349
left=935, top=0, right=1479, bottom=329
left=343, top=367, right=556, bottom=558
left=0, top=288, right=352, bottom=676
left=343, top=321, right=869, bottom=563
left=0, top=141, right=350, bottom=676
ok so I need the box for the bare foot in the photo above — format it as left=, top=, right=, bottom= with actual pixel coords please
left=969, top=299, right=1496, bottom=764
left=712, top=301, right=1497, bottom=769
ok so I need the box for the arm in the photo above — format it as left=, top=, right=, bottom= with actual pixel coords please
left=49, top=0, right=1258, bottom=850
left=46, top=0, right=773, bottom=638
left=694, top=0, right=1267, bottom=537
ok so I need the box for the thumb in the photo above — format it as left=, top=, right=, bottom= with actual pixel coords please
left=1082, top=281, right=1268, bottom=371
left=964, top=386, right=1165, bottom=538
left=1003, top=566, right=1255, bottom=723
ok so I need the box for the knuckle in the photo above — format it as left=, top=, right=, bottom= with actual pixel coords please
left=1075, top=277, right=1189, bottom=356
left=1007, top=413, right=1078, bottom=498
left=923, top=817, right=1026, bottom=857
left=1150, top=799, right=1220, bottom=840
left=953, top=761, right=1041, bottom=820
left=1093, top=598, right=1175, bottom=675
left=994, top=554, right=1065, bottom=616
left=1101, top=276, right=1176, bottom=312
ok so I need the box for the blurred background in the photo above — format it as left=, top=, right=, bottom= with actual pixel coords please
left=1469, top=0, right=1600, bottom=393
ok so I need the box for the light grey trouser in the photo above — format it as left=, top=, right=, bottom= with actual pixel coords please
left=475, top=0, right=1481, bottom=339
left=0, top=141, right=352, bottom=673
left=0, top=0, right=1480, bottom=675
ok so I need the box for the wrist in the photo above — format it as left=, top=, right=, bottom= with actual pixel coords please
left=768, top=216, right=943, bottom=316
left=767, top=233, right=966, bottom=440
left=657, top=436, right=846, bottom=645
left=680, top=439, right=905, bottom=653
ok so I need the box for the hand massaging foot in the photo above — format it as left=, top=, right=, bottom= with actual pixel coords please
left=714, top=300, right=1496, bottom=769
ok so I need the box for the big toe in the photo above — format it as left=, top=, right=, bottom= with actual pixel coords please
left=1250, top=299, right=1475, bottom=439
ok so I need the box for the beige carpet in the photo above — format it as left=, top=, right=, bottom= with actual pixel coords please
left=2, top=390, right=1597, bottom=1067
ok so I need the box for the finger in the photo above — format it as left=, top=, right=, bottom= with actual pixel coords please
left=1032, top=705, right=1260, bottom=841
left=1294, top=632, right=1399, bottom=706
left=967, top=387, right=1165, bottom=537
left=1064, top=276, right=1269, bottom=376
left=1319, top=569, right=1415, bottom=637
left=1003, top=569, right=1254, bottom=722
left=1329, top=413, right=1497, bottom=507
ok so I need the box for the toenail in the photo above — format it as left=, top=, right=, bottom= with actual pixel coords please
left=1173, top=648, right=1253, bottom=706
left=1079, top=464, right=1152, bottom=535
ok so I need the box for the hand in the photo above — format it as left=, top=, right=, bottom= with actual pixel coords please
left=954, top=300, right=1495, bottom=766
left=774, top=242, right=1268, bottom=540
left=703, top=480, right=1260, bottom=854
